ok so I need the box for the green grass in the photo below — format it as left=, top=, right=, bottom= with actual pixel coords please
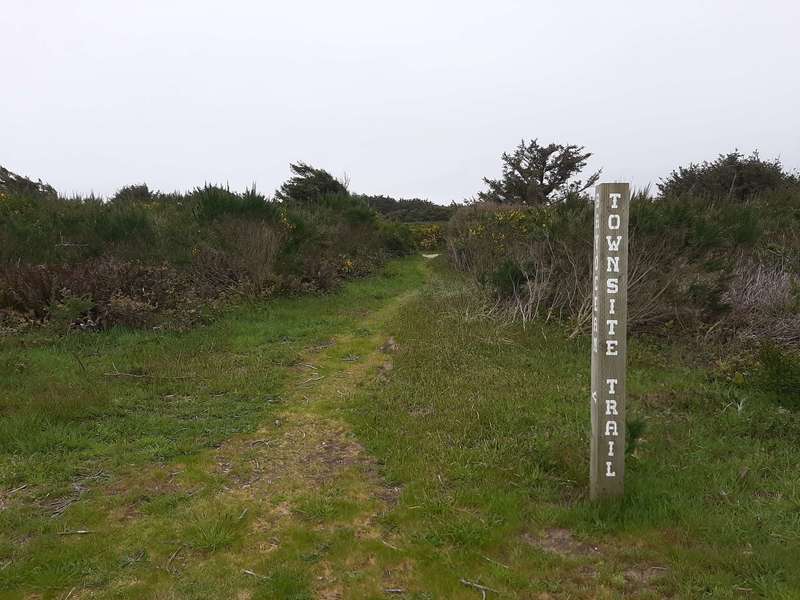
left=329, top=261, right=800, bottom=598
left=2, top=255, right=799, bottom=599
left=0, top=258, right=427, bottom=598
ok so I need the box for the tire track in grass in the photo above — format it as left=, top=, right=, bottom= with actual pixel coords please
left=0, top=259, right=430, bottom=600
left=207, top=286, right=424, bottom=599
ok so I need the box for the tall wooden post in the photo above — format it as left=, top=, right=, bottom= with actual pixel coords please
left=590, top=182, right=630, bottom=500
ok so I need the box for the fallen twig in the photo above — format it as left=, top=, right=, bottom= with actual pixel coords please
left=243, top=568, right=269, bottom=580
left=166, top=545, right=182, bottom=571
left=481, top=555, right=510, bottom=569
left=250, top=438, right=273, bottom=447
left=460, top=578, right=500, bottom=597
left=381, top=539, right=402, bottom=551
left=61, top=587, right=76, bottom=600
left=57, top=529, right=93, bottom=536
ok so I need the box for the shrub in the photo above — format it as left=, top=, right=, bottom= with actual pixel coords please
left=410, top=223, right=445, bottom=251
left=0, top=163, right=411, bottom=330
left=111, top=184, right=153, bottom=204
left=446, top=184, right=800, bottom=347
left=658, top=151, right=796, bottom=201
left=378, top=221, right=416, bottom=256
left=47, top=294, right=94, bottom=333
left=0, top=263, right=58, bottom=318
left=192, top=185, right=279, bottom=223
left=100, top=294, right=157, bottom=330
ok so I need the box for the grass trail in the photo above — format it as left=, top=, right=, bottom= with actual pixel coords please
left=2, top=256, right=799, bottom=599
left=337, top=260, right=800, bottom=599
left=0, top=258, right=428, bottom=599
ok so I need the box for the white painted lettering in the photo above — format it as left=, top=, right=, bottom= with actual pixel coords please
left=606, top=319, right=618, bottom=336
left=606, top=235, right=622, bottom=252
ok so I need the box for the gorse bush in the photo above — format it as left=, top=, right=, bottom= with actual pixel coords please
left=658, top=150, right=797, bottom=201
left=0, top=164, right=416, bottom=331
left=192, top=184, right=281, bottom=223
left=447, top=150, right=800, bottom=350
left=410, top=222, right=446, bottom=251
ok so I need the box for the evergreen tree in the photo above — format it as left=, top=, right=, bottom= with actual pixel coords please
left=275, top=162, right=348, bottom=203
left=478, top=139, right=600, bottom=205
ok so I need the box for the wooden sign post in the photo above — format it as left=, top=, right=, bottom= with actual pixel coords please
left=590, top=182, right=630, bottom=500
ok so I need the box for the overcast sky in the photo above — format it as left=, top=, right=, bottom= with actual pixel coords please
left=3, top=1, right=799, bottom=202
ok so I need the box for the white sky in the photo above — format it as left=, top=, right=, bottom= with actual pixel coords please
left=2, top=0, right=799, bottom=202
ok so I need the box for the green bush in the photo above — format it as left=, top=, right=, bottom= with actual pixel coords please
left=488, top=259, right=525, bottom=298
left=446, top=184, right=800, bottom=344
left=658, top=150, right=796, bottom=200
left=0, top=163, right=411, bottom=330
left=410, top=223, right=446, bottom=251
left=192, top=185, right=279, bottom=223
left=378, top=221, right=416, bottom=256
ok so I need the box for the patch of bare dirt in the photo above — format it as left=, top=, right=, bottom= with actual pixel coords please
left=523, top=528, right=670, bottom=597
left=215, top=413, right=394, bottom=496
left=380, top=336, right=398, bottom=353
left=524, top=528, right=601, bottom=557
left=624, top=565, right=670, bottom=586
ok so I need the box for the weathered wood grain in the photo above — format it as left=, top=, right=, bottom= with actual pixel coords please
left=590, top=182, right=630, bottom=500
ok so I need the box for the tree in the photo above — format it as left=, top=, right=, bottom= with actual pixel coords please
left=477, top=139, right=600, bottom=205
left=275, top=162, right=348, bottom=203
left=0, top=166, right=57, bottom=199
left=658, top=151, right=796, bottom=201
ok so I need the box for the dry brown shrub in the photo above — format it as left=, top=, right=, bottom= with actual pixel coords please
left=724, top=261, right=800, bottom=347
left=0, top=263, right=58, bottom=317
